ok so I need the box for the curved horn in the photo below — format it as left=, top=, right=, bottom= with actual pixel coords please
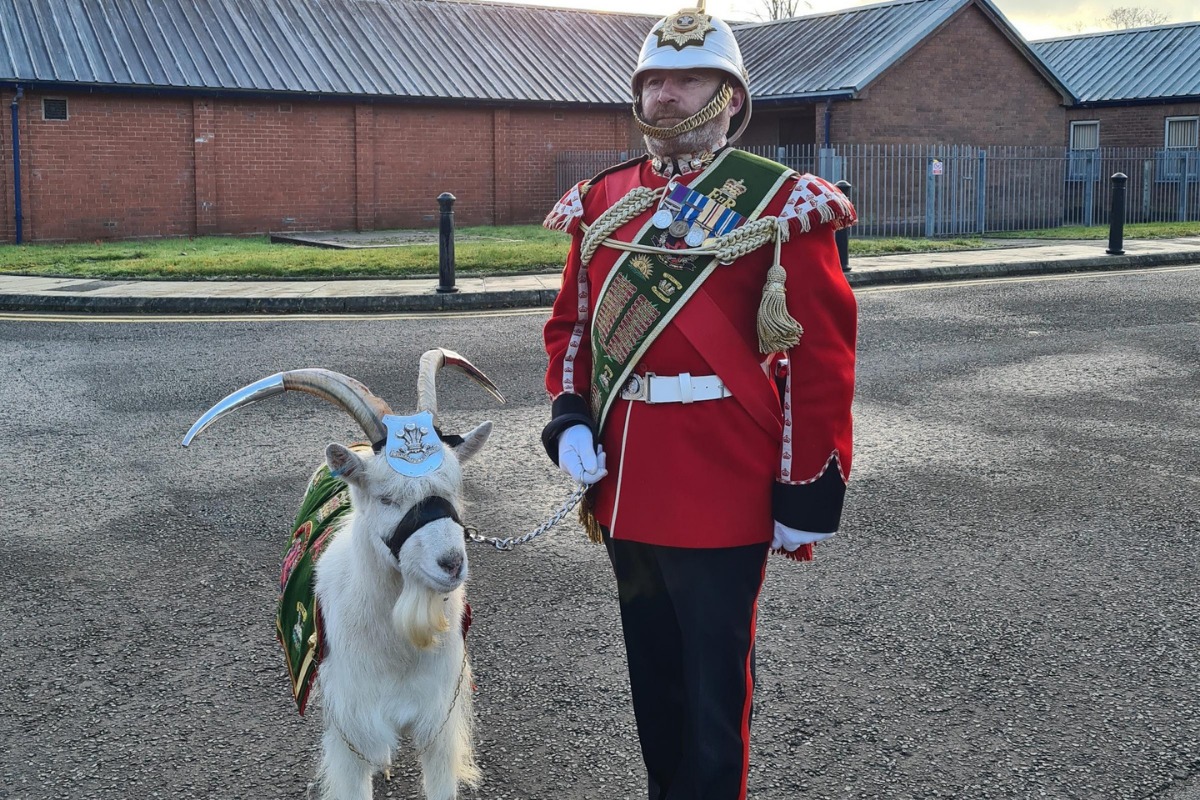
left=182, top=368, right=392, bottom=449
left=416, top=348, right=506, bottom=426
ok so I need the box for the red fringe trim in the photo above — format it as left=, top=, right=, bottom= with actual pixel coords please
left=772, top=543, right=814, bottom=562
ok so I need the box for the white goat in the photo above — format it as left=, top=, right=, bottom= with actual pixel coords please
left=183, top=349, right=503, bottom=800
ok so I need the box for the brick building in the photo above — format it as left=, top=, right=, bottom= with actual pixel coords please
left=0, top=0, right=649, bottom=243
left=10, top=0, right=1187, bottom=243
left=735, top=0, right=1071, bottom=149
left=1032, top=22, right=1200, bottom=152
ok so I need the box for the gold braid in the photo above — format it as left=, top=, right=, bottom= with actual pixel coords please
left=579, top=186, right=665, bottom=267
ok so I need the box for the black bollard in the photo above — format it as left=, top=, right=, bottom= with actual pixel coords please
left=1106, top=173, right=1127, bottom=256
left=437, top=192, right=458, bottom=293
left=834, top=180, right=852, bottom=272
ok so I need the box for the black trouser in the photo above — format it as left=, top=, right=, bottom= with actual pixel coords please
left=604, top=534, right=770, bottom=800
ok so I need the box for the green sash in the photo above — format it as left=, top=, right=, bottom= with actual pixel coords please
left=589, top=149, right=793, bottom=431
left=275, top=445, right=366, bottom=714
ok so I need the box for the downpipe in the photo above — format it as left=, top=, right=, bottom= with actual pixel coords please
left=9, top=85, right=23, bottom=244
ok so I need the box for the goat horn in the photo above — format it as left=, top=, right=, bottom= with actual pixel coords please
left=182, top=369, right=392, bottom=449
left=416, top=348, right=506, bottom=427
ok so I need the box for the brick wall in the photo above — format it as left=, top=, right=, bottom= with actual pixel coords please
left=0, top=90, right=633, bottom=242
left=0, top=92, right=195, bottom=241
left=1067, top=103, right=1200, bottom=149
left=832, top=4, right=1065, bottom=146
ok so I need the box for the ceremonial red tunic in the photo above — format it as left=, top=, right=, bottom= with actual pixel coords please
left=543, top=155, right=857, bottom=551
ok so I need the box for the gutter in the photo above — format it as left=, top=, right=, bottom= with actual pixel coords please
left=9, top=85, right=22, bottom=244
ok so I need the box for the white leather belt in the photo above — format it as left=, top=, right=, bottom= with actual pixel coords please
left=620, top=372, right=732, bottom=404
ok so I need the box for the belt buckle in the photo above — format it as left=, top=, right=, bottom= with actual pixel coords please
left=623, top=372, right=654, bottom=402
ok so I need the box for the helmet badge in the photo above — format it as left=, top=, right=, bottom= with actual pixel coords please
left=655, top=8, right=717, bottom=50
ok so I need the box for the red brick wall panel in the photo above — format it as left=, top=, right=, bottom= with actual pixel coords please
left=1067, top=103, right=1200, bottom=149
left=834, top=5, right=1065, bottom=146
left=16, top=93, right=195, bottom=241
left=213, top=100, right=356, bottom=234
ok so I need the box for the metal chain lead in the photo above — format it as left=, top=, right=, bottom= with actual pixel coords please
left=465, top=483, right=589, bottom=550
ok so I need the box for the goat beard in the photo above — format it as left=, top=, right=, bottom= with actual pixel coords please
left=392, top=584, right=452, bottom=649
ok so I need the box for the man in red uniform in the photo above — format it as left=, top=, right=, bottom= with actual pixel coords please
left=541, top=7, right=857, bottom=799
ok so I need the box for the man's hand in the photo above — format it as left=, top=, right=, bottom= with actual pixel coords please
left=557, top=424, right=608, bottom=485
left=772, top=521, right=834, bottom=551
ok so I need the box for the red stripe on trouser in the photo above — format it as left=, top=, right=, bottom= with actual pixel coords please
left=738, top=555, right=769, bottom=800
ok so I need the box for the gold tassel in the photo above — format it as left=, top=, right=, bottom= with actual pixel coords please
left=757, top=230, right=803, bottom=354
left=578, top=492, right=604, bottom=544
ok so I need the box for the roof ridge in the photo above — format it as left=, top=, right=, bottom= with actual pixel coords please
left=1032, top=19, right=1199, bottom=43
left=733, top=0, right=958, bottom=30
left=356, top=0, right=659, bottom=19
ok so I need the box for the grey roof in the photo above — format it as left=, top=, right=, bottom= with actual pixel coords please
left=0, top=0, right=654, bottom=104
left=734, top=0, right=1071, bottom=102
left=0, top=0, right=1072, bottom=106
left=735, top=0, right=967, bottom=100
left=1031, top=22, right=1200, bottom=104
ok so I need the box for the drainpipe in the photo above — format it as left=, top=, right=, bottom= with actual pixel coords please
left=10, top=85, right=23, bottom=244
left=822, top=98, right=832, bottom=148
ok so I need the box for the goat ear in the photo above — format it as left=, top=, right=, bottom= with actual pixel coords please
left=325, top=443, right=366, bottom=485
left=451, top=421, right=492, bottom=464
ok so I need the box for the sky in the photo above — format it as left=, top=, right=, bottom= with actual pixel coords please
left=500, top=0, right=1192, bottom=40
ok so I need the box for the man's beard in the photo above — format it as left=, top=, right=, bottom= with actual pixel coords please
left=643, top=109, right=732, bottom=159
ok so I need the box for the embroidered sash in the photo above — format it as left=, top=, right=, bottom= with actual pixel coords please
left=589, top=149, right=793, bottom=431
left=275, top=445, right=367, bottom=714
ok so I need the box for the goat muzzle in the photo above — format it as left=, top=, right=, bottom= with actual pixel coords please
left=386, top=496, right=463, bottom=560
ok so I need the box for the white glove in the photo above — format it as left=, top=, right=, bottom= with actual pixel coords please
left=557, top=424, right=608, bottom=485
left=772, top=521, right=835, bottom=551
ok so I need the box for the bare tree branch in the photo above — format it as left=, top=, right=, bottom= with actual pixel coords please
left=1098, top=6, right=1170, bottom=28
left=751, top=0, right=812, bottom=22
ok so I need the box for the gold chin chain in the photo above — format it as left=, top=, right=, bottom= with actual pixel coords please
left=633, top=81, right=733, bottom=140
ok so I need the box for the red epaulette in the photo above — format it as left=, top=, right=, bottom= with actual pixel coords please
left=779, top=173, right=857, bottom=235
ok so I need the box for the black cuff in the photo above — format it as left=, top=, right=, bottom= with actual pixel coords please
left=540, top=393, right=596, bottom=465
left=772, top=465, right=846, bottom=534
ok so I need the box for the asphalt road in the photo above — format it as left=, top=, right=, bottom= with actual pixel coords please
left=1, top=266, right=1197, bottom=800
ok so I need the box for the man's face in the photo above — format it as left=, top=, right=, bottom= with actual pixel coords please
left=640, top=68, right=744, bottom=126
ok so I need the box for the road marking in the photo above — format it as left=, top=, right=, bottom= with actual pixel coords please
left=855, top=265, right=1200, bottom=294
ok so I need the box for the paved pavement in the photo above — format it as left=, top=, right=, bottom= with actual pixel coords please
left=2, top=236, right=1199, bottom=314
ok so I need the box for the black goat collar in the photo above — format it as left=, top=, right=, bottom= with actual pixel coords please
left=385, top=496, right=461, bottom=558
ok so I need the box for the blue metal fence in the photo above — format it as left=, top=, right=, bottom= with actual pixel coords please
left=555, top=144, right=1200, bottom=237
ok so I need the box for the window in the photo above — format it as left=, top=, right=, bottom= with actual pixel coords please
left=1165, top=116, right=1199, bottom=149
left=1068, top=120, right=1100, bottom=181
left=42, top=98, right=68, bottom=121
left=1070, top=120, right=1100, bottom=150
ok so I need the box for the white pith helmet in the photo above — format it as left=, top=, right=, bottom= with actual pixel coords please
left=631, top=7, right=752, bottom=142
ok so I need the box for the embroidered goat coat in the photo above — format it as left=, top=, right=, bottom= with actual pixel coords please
left=542, top=154, right=857, bottom=556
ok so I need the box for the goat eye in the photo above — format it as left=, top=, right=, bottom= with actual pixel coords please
left=379, top=496, right=394, bottom=507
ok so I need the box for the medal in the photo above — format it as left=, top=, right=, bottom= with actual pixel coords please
left=651, top=209, right=674, bottom=229
left=684, top=227, right=706, bottom=247
left=668, top=220, right=690, bottom=238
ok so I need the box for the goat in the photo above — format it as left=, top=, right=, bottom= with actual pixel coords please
left=182, top=349, right=503, bottom=800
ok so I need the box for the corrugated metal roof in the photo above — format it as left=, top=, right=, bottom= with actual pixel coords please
left=0, top=0, right=1073, bottom=105
left=0, top=0, right=655, bottom=103
left=734, top=0, right=1070, bottom=102
left=1031, top=22, right=1200, bottom=103
left=734, top=0, right=967, bottom=99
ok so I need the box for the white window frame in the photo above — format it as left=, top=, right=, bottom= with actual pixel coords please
left=1068, top=121, right=1101, bottom=181
left=1164, top=116, right=1199, bottom=149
